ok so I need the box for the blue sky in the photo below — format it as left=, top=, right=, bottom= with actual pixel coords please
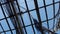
left=0, top=0, right=60, bottom=34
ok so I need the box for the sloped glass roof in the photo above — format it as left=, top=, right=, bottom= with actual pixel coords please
left=0, top=0, right=60, bottom=34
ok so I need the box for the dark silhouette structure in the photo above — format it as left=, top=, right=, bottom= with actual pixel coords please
left=33, top=18, right=57, bottom=34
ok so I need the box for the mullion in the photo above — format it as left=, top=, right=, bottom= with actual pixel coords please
left=0, top=8, right=60, bottom=23
left=0, top=1, right=59, bottom=14
left=59, top=2, right=60, bottom=17
left=0, top=14, right=57, bottom=24
left=0, top=1, right=59, bottom=9
left=15, top=0, right=27, bottom=34
left=0, top=29, right=15, bottom=33
left=13, top=16, right=21, bottom=34
left=24, top=0, right=36, bottom=34
left=52, top=0, right=55, bottom=32
left=17, top=1, right=59, bottom=15
left=0, top=0, right=59, bottom=33
left=0, top=22, right=6, bottom=34
left=33, top=0, right=44, bottom=34
left=19, top=15, right=27, bottom=34
left=0, top=10, right=60, bottom=22
left=0, top=0, right=59, bottom=12
left=0, top=2, right=13, bottom=34
left=0, top=22, right=55, bottom=34
left=0, top=0, right=59, bottom=6
left=57, top=1, right=60, bottom=19
left=56, top=2, right=60, bottom=19
left=10, top=1, right=24, bottom=34
left=0, top=0, right=26, bottom=10
left=9, top=0, right=26, bottom=31
left=57, top=2, right=60, bottom=17
left=5, top=0, right=16, bottom=28
left=59, top=1, right=60, bottom=9
left=5, top=0, right=20, bottom=34
left=0, top=8, right=60, bottom=24
left=43, top=0, right=49, bottom=34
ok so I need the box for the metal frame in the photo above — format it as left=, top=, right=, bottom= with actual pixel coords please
left=0, top=0, right=60, bottom=34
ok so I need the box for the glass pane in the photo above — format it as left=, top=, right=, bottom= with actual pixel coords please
left=45, top=0, right=52, bottom=5
left=6, top=31, right=11, bottom=34
left=26, top=0, right=35, bottom=10
left=7, top=18, right=14, bottom=29
left=55, top=3, right=59, bottom=15
left=39, top=8, right=46, bottom=21
left=37, top=0, right=44, bottom=7
left=30, top=10, right=38, bottom=24
left=12, top=30, right=16, bottom=34
left=2, top=5, right=8, bottom=17
left=33, top=25, right=41, bottom=34
left=42, top=22, right=48, bottom=28
left=46, top=5, right=53, bottom=19
left=0, top=7, right=4, bottom=19
left=18, top=0, right=26, bottom=12
left=26, top=26, right=34, bottom=34
left=1, top=33, right=4, bottom=34
left=0, top=26, right=3, bottom=32
left=48, top=20, right=53, bottom=29
left=22, top=13, right=31, bottom=26
left=55, top=0, right=60, bottom=2
left=0, top=19, right=9, bottom=31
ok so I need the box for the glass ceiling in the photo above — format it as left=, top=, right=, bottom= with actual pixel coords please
left=0, top=0, right=60, bottom=34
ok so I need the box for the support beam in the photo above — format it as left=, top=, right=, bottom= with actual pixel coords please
left=33, top=0, right=44, bottom=34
